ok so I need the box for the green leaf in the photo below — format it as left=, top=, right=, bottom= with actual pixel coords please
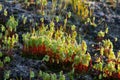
left=103, top=73, right=107, bottom=78
left=68, top=69, right=74, bottom=80
left=35, top=22, right=38, bottom=27
left=23, top=17, right=27, bottom=24
left=68, top=49, right=73, bottom=56
left=51, top=73, right=57, bottom=80
left=43, top=0, right=47, bottom=6
left=38, top=37, right=44, bottom=45
left=55, top=16, right=59, bottom=22
left=64, top=19, right=67, bottom=24
left=86, top=53, right=91, bottom=61
left=0, top=33, right=2, bottom=39
left=0, top=4, right=2, bottom=11
left=7, top=37, right=11, bottom=47
left=0, top=52, right=3, bottom=57
left=38, top=70, right=43, bottom=77
left=4, top=9, right=7, bottom=16
left=98, top=31, right=105, bottom=37
left=44, top=37, right=50, bottom=47
left=82, top=59, right=89, bottom=66
left=99, top=74, right=103, bottom=80
left=30, top=70, right=35, bottom=78
left=36, top=0, right=40, bottom=4
left=68, top=12, right=71, bottom=18
left=6, top=16, right=18, bottom=31
left=59, top=71, right=65, bottom=80
left=24, top=0, right=28, bottom=3
left=43, top=73, right=50, bottom=80
left=40, top=18, right=44, bottom=23
left=42, top=55, right=49, bottom=62
left=0, top=60, right=3, bottom=68
left=71, top=25, right=76, bottom=30
left=1, top=25, right=5, bottom=32
left=29, top=38, right=34, bottom=46
left=4, top=70, right=11, bottom=80
left=4, top=56, right=11, bottom=63
left=74, top=55, right=81, bottom=64
left=50, top=21, right=55, bottom=28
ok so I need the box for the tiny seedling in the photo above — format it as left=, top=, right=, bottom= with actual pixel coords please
left=4, top=56, right=11, bottom=63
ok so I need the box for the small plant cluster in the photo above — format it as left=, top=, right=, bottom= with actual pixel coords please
left=64, top=0, right=97, bottom=27
left=23, top=0, right=48, bottom=15
left=97, top=27, right=108, bottom=41
left=69, top=0, right=97, bottom=27
left=0, top=16, right=18, bottom=51
left=38, top=70, right=66, bottom=80
left=22, top=22, right=120, bottom=79
left=0, top=51, right=11, bottom=80
left=93, top=39, right=120, bottom=79
left=0, top=51, right=11, bottom=68
left=6, top=16, right=18, bottom=32
left=0, top=3, right=7, bottom=17
left=21, top=0, right=93, bottom=20
left=31, top=67, right=74, bottom=80
left=70, top=0, right=91, bottom=20
left=22, top=20, right=91, bottom=72
left=5, top=69, right=68, bottom=80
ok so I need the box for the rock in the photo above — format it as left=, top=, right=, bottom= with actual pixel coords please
left=96, top=11, right=105, bottom=17
left=105, top=15, right=115, bottom=23
left=113, top=15, right=120, bottom=24
left=15, top=4, right=21, bottom=9
left=77, top=75, right=93, bottom=80
left=11, top=65, right=29, bottom=78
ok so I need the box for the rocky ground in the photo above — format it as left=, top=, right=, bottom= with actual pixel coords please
left=0, top=0, right=120, bottom=80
